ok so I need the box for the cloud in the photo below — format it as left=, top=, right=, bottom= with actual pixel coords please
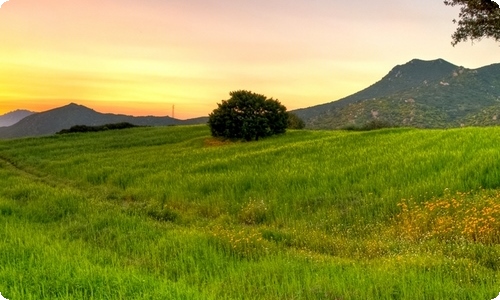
left=0, top=0, right=9, bottom=8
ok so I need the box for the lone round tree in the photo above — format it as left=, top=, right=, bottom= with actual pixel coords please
left=208, top=90, right=288, bottom=141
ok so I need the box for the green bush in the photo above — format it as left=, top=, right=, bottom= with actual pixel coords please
left=287, top=112, right=305, bottom=129
left=208, top=90, right=288, bottom=141
left=343, top=119, right=397, bottom=131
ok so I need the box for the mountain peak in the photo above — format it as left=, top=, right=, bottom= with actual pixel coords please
left=62, top=102, right=92, bottom=109
left=383, top=58, right=459, bottom=85
left=47, top=103, right=97, bottom=114
left=0, top=109, right=35, bottom=127
left=408, top=58, right=452, bottom=65
left=391, top=58, right=457, bottom=72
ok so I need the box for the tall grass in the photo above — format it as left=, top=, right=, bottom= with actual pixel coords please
left=0, top=125, right=500, bottom=299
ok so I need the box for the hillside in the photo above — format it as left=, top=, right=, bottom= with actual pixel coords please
left=1, top=126, right=500, bottom=298
left=0, top=109, right=35, bottom=127
left=0, top=103, right=208, bottom=139
left=293, top=59, right=500, bottom=129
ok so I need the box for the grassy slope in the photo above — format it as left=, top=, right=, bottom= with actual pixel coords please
left=1, top=125, right=500, bottom=299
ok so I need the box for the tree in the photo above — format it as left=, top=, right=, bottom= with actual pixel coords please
left=444, top=0, right=500, bottom=45
left=208, top=90, right=288, bottom=141
left=287, top=112, right=305, bottom=129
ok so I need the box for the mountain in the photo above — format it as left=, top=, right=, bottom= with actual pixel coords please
left=293, top=59, right=500, bottom=129
left=0, top=103, right=208, bottom=139
left=0, top=109, right=35, bottom=127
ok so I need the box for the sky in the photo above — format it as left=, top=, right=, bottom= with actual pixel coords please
left=0, top=0, right=499, bottom=119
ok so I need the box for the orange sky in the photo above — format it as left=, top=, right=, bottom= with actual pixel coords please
left=0, top=0, right=499, bottom=119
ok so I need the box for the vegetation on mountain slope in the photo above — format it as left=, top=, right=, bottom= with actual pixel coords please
left=295, top=59, right=500, bottom=129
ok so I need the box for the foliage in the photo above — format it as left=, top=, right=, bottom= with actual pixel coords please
left=444, top=0, right=500, bottom=45
left=286, top=112, right=305, bottom=129
left=208, top=90, right=288, bottom=141
left=57, top=122, right=140, bottom=134
left=342, top=119, right=397, bottom=131
left=3, top=125, right=500, bottom=298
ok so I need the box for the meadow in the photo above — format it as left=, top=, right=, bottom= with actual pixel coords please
left=0, top=125, right=500, bottom=299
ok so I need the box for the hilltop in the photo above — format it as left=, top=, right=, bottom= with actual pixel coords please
left=0, top=109, right=35, bottom=127
left=293, top=59, right=500, bottom=129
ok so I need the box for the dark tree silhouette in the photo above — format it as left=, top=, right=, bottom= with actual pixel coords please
left=57, top=122, right=139, bottom=134
left=444, top=0, right=500, bottom=45
left=208, top=90, right=288, bottom=141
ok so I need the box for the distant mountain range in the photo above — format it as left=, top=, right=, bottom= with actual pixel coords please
left=0, top=103, right=208, bottom=139
left=293, top=58, right=500, bottom=129
left=0, top=109, right=35, bottom=127
left=3, top=58, right=500, bottom=138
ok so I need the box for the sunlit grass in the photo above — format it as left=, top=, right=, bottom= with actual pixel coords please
left=0, top=125, right=500, bottom=298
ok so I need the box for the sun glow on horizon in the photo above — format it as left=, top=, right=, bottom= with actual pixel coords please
left=0, top=0, right=498, bottom=119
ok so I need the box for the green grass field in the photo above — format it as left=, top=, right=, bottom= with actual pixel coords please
left=1, top=125, right=500, bottom=299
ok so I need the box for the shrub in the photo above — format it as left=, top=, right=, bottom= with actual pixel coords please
left=57, top=122, right=139, bottom=134
left=287, top=112, right=305, bottom=129
left=342, top=120, right=396, bottom=131
left=208, top=90, right=288, bottom=141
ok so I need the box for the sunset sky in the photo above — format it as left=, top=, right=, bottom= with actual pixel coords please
left=0, top=0, right=499, bottom=119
